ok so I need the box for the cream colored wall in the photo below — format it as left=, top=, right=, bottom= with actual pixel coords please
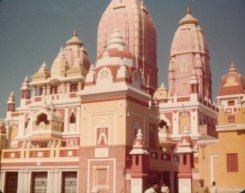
left=126, top=100, right=158, bottom=146
left=80, top=99, right=127, bottom=146
left=80, top=98, right=158, bottom=147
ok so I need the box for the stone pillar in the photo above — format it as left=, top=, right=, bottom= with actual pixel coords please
left=130, top=129, right=149, bottom=193
left=55, top=170, right=61, bottom=193
left=66, top=82, right=71, bottom=93
left=17, top=170, right=24, bottom=193
left=76, top=107, right=81, bottom=133
left=49, top=169, right=60, bottom=193
left=22, top=170, right=30, bottom=193
left=64, top=108, right=69, bottom=132
left=78, top=81, right=82, bottom=90
left=170, top=172, right=175, bottom=193
left=175, top=132, right=194, bottom=193
left=191, top=110, right=198, bottom=136
left=48, top=170, right=54, bottom=193
left=0, top=170, right=3, bottom=191
left=47, top=85, right=51, bottom=95
left=32, top=86, right=36, bottom=97
left=41, top=86, right=45, bottom=97
left=172, top=111, right=179, bottom=136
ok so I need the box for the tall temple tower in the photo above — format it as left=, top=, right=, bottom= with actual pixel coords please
left=77, top=29, right=177, bottom=193
left=168, top=7, right=212, bottom=99
left=154, top=8, right=218, bottom=191
left=154, top=8, right=217, bottom=141
left=97, top=0, right=158, bottom=94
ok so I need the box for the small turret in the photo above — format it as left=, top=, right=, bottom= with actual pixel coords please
left=189, top=70, right=199, bottom=94
left=175, top=129, right=194, bottom=193
left=129, top=129, right=149, bottom=193
left=7, top=92, right=16, bottom=112
left=130, top=129, right=149, bottom=177
left=21, top=76, right=31, bottom=99
left=218, top=62, right=245, bottom=96
left=106, top=29, right=126, bottom=50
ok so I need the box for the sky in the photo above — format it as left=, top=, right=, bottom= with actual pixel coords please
left=0, top=0, right=244, bottom=118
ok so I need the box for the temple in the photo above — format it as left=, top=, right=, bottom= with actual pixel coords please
left=0, top=1, right=244, bottom=193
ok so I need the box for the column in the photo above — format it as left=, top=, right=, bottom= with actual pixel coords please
left=210, top=155, right=219, bottom=184
left=64, top=108, right=69, bottom=132
left=47, top=85, right=51, bottom=95
left=18, top=114, right=25, bottom=137
left=78, top=81, right=82, bottom=90
left=170, top=172, right=175, bottom=193
left=32, top=86, right=36, bottom=98
left=172, top=111, right=179, bottom=136
left=53, top=170, right=60, bottom=193
left=17, top=170, right=24, bottom=193
left=42, top=85, right=46, bottom=96
left=22, top=170, right=30, bottom=193
left=48, top=170, right=54, bottom=193
left=76, top=107, right=81, bottom=133
left=0, top=170, right=3, bottom=191
left=66, top=82, right=71, bottom=93
left=191, top=110, right=198, bottom=136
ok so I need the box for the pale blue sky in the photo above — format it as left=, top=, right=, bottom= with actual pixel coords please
left=0, top=0, right=244, bottom=117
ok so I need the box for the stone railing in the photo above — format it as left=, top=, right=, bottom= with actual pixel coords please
left=1, top=146, right=79, bottom=161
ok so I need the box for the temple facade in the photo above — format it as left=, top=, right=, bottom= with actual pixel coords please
left=0, top=1, right=244, bottom=193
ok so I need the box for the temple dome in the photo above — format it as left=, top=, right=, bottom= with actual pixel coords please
left=179, top=7, right=198, bottom=25
left=171, top=7, right=209, bottom=56
left=32, top=62, right=51, bottom=81
left=66, top=31, right=83, bottom=46
left=64, top=31, right=91, bottom=73
left=218, top=62, right=245, bottom=96
left=51, top=48, right=69, bottom=78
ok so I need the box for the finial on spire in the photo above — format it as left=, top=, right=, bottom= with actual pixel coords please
left=58, top=47, right=64, bottom=57
left=73, top=30, right=78, bottom=36
left=66, top=30, right=83, bottom=46
left=229, top=60, right=237, bottom=72
left=186, top=6, right=191, bottom=14
left=24, top=76, right=28, bottom=82
left=141, top=0, right=144, bottom=6
left=179, top=5, right=198, bottom=25
left=41, top=62, right=47, bottom=68
left=60, top=47, right=63, bottom=52
left=230, top=60, right=235, bottom=68
left=10, top=91, right=15, bottom=97
left=160, top=82, right=165, bottom=88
